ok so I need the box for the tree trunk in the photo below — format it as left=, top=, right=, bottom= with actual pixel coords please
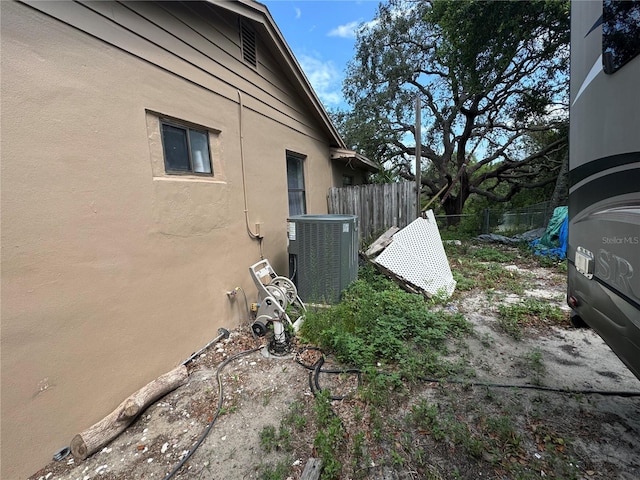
left=70, top=365, right=188, bottom=460
left=441, top=193, right=470, bottom=226
left=443, top=198, right=462, bottom=226
left=440, top=172, right=471, bottom=226
left=547, top=154, right=569, bottom=225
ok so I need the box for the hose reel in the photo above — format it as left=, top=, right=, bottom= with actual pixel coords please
left=249, top=260, right=306, bottom=355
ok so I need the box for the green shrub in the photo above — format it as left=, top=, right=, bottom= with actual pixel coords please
left=497, top=299, right=565, bottom=339
left=300, top=266, right=471, bottom=379
left=469, top=247, right=517, bottom=263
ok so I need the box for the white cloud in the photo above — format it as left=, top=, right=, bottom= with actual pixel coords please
left=298, top=54, right=343, bottom=107
left=328, top=18, right=379, bottom=38
left=294, top=7, right=301, bottom=19
left=361, top=19, right=379, bottom=31
left=328, top=21, right=360, bottom=38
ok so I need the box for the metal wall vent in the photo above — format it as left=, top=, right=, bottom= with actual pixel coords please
left=240, top=19, right=257, bottom=67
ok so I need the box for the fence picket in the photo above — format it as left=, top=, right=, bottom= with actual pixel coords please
left=328, top=181, right=417, bottom=245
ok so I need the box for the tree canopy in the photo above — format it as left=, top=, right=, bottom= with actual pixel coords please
left=337, top=0, right=570, bottom=218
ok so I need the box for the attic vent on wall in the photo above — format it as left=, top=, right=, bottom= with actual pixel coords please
left=240, top=19, right=257, bottom=67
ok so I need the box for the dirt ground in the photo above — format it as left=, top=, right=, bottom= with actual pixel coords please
left=30, top=247, right=640, bottom=480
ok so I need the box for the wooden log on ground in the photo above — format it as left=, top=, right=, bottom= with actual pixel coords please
left=70, top=365, right=188, bottom=460
left=300, top=458, right=323, bottom=480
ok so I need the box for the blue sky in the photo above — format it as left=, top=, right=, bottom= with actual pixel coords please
left=263, top=0, right=381, bottom=111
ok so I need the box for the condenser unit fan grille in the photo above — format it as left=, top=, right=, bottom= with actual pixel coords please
left=288, top=215, right=358, bottom=304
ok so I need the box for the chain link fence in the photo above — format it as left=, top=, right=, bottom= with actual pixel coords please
left=435, top=200, right=552, bottom=236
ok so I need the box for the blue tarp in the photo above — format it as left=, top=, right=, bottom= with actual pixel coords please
left=530, top=206, right=568, bottom=259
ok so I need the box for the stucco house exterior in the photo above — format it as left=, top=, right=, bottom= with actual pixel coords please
left=0, top=1, right=376, bottom=477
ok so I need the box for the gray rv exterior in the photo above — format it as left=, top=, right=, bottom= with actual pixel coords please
left=568, top=1, right=640, bottom=379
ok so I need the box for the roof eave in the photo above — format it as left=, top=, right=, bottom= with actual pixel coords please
left=330, top=148, right=380, bottom=173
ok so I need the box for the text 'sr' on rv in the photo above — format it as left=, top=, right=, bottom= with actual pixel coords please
left=568, top=0, right=640, bottom=379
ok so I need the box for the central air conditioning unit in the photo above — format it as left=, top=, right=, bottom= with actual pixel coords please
left=288, top=214, right=358, bottom=304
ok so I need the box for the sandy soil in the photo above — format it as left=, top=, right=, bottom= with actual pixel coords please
left=29, top=253, right=640, bottom=480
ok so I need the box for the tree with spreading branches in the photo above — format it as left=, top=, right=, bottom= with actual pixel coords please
left=336, top=0, right=570, bottom=221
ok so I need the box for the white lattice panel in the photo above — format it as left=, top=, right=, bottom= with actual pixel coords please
left=375, top=211, right=456, bottom=297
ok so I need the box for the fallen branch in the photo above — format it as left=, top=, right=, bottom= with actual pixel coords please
left=70, top=365, right=188, bottom=460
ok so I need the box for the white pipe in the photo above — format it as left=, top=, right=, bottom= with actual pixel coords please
left=272, top=320, right=287, bottom=347
left=237, top=90, right=262, bottom=241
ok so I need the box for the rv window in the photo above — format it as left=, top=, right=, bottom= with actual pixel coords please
left=160, top=121, right=212, bottom=175
left=602, top=0, right=640, bottom=74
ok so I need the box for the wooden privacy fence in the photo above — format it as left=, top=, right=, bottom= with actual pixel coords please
left=327, top=181, right=417, bottom=244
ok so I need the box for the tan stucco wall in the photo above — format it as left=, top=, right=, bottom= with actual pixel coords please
left=0, top=2, right=335, bottom=478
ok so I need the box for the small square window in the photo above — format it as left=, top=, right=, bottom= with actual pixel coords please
left=161, top=121, right=212, bottom=175
left=342, top=175, right=354, bottom=187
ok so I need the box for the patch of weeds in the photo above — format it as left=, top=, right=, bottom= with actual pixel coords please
left=359, top=369, right=405, bottom=407
left=478, top=331, right=494, bottom=347
left=351, top=431, right=367, bottom=475
left=427, top=287, right=452, bottom=306
left=353, top=405, right=363, bottom=423
left=483, top=386, right=496, bottom=403
left=284, top=400, right=307, bottom=431
left=300, top=265, right=471, bottom=380
left=497, top=307, right=523, bottom=340
left=486, top=415, right=521, bottom=449
left=219, top=405, right=237, bottom=416
left=369, top=406, right=384, bottom=442
left=452, top=270, right=476, bottom=291
left=408, top=395, right=531, bottom=473
left=258, top=400, right=306, bottom=460
left=409, top=400, right=486, bottom=458
left=501, top=273, right=525, bottom=295
left=470, top=247, right=517, bottom=263
left=486, top=288, right=496, bottom=303
left=258, top=458, right=291, bottom=480
left=259, top=424, right=292, bottom=453
left=259, top=425, right=277, bottom=452
left=391, top=448, right=405, bottom=466
left=526, top=423, right=579, bottom=480
left=453, top=252, right=536, bottom=295
left=278, top=426, right=292, bottom=451
left=463, top=261, right=508, bottom=290
left=443, top=240, right=471, bottom=257
left=524, top=348, right=546, bottom=385
left=498, top=299, right=565, bottom=338
left=522, top=247, right=568, bottom=273
left=536, top=254, right=561, bottom=268
left=313, top=390, right=345, bottom=479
